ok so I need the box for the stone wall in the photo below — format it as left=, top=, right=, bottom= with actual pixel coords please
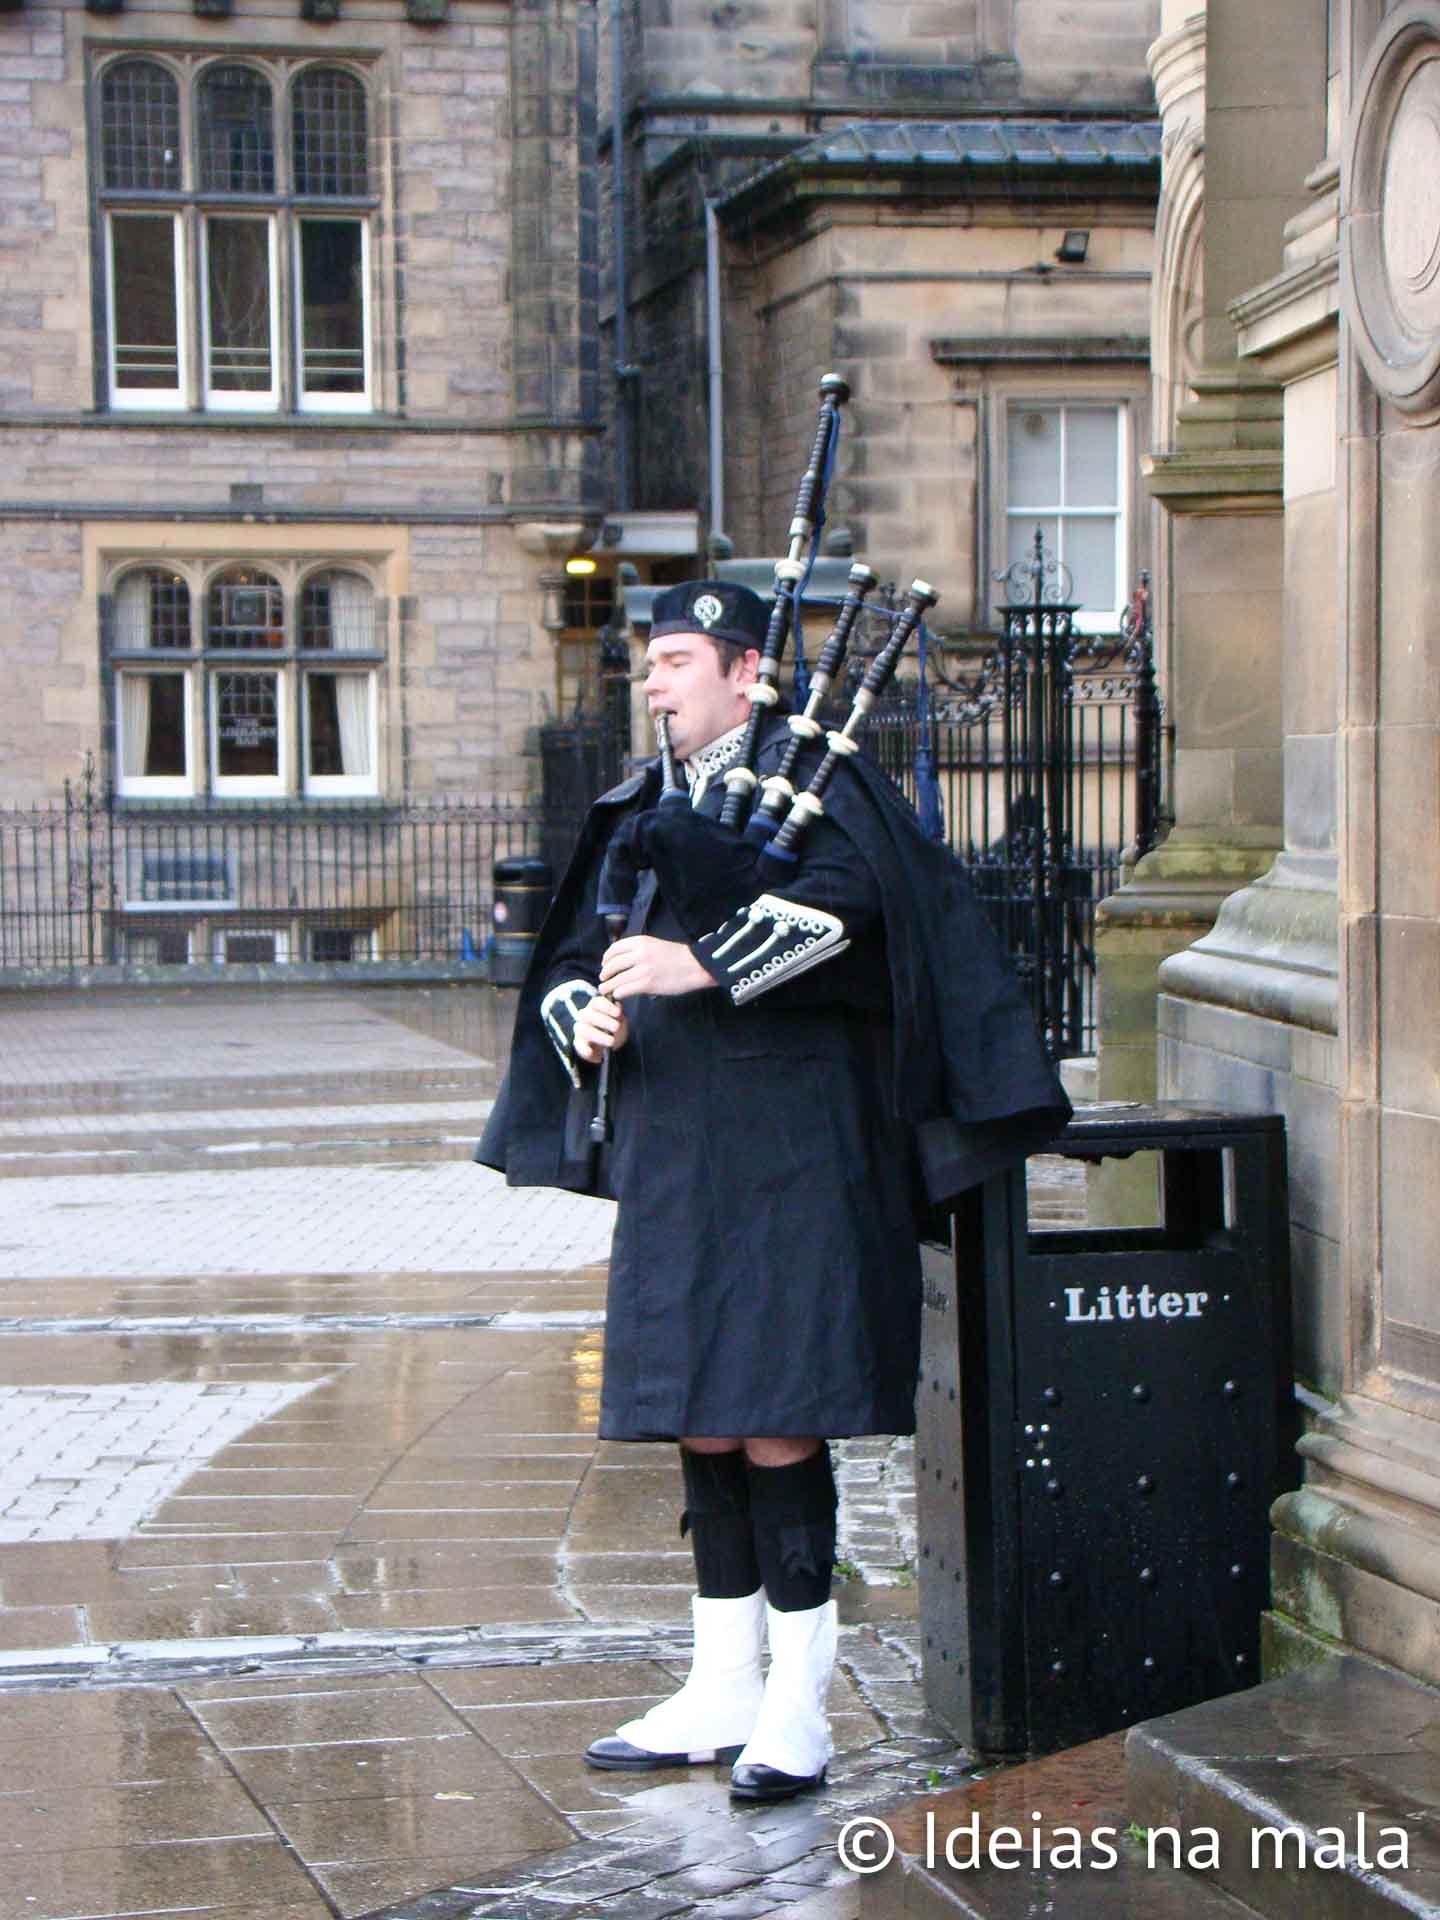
left=0, top=0, right=598, bottom=807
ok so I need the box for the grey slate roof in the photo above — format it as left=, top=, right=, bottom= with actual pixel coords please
left=720, top=118, right=1162, bottom=209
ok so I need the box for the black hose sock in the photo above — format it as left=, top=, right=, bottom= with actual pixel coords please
left=745, top=1446, right=837, bottom=1613
left=679, top=1447, right=762, bottom=1599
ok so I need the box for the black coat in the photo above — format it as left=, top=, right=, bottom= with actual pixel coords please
left=478, top=727, right=1071, bottom=1441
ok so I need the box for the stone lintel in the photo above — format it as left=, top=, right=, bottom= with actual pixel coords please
left=931, top=335, right=1149, bottom=367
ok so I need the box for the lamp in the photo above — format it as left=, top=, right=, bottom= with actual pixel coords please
left=1055, top=230, right=1090, bottom=264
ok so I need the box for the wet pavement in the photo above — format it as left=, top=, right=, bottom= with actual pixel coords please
left=0, top=987, right=982, bottom=1920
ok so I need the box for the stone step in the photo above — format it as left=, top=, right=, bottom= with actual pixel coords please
left=859, top=1733, right=1262, bottom=1918
left=1126, top=1652, right=1440, bottom=1920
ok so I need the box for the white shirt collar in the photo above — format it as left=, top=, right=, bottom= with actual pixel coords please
left=683, top=721, right=748, bottom=789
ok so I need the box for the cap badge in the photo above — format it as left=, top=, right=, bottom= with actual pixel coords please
left=692, top=592, right=724, bottom=630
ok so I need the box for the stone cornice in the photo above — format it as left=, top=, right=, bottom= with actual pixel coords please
left=1230, top=254, right=1341, bottom=381
left=1143, top=446, right=1284, bottom=507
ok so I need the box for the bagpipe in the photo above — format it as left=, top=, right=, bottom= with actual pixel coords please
left=594, top=373, right=940, bottom=1015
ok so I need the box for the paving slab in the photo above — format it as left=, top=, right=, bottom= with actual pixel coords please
left=0, top=986, right=1005, bottom=1918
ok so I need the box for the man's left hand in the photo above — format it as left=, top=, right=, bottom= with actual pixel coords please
left=600, top=936, right=717, bottom=1000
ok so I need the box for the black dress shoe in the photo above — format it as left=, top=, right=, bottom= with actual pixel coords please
left=584, top=1735, right=745, bottom=1772
left=729, top=1761, right=827, bottom=1802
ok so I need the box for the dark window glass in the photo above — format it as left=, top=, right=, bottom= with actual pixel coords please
left=299, top=221, right=365, bottom=396
left=223, top=932, right=279, bottom=962
left=207, top=569, right=283, bottom=648
left=562, top=575, right=616, bottom=629
left=311, top=926, right=361, bottom=961
left=110, top=217, right=181, bottom=392
left=121, top=673, right=188, bottom=778
left=215, top=672, right=280, bottom=778
left=306, top=672, right=372, bottom=777
left=293, top=68, right=368, bottom=196
left=198, top=64, right=275, bottom=194
left=205, top=218, right=273, bottom=394
left=101, top=60, right=181, bottom=192
left=125, top=927, right=191, bottom=965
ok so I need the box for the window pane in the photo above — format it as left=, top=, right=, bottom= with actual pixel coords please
left=1064, top=408, right=1120, bottom=508
left=299, top=222, right=365, bottom=396
left=1009, top=407, right=1060, bottom=506
left=125, top=927, right=191, bottom=965
left=116, top=570, right=191, bottom=649
left=207, top=569, right=283, bottom=648
left=111, top=217, right=181, bottom=392
left=120, top=673, right=187, bottom=778
left=101, top=60, right=181, bottom=192
left=307, top=672, right=373, bottom=777
left=215, top=672, right=280, bottom=778
left=301, top=570, right=374, bottom=650
left=293, top=68, right=368, bottom=196
left=220, top=930, right=281, bottom=963
left=198, top=64, right=275, bottom=193
left=206, top=219, right=273, bottom=394
left=1062, top=515, right=1118, bottom=613
left=1007, top=515, right=1059, bottom=579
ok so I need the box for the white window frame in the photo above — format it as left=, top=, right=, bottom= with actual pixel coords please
left=105, top=211, right=188, bottom=412
left=115, top=667, right=197, bottom=799
left=302, top=666, right=379, bottom=798
left=294, top=216, right=372, bottom=414
left=1004, top=400, right=1130, bottom=635
left=201, top=213, right=281, bottom=412
left=211, top=925, right=292, bottom=964
left=208, top=665, right=288, bottom=797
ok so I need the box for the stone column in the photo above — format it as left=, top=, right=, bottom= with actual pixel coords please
left=1090, top=0, right=1328, bottom=1222
left=1265, top=0, right=1440, bottom=1690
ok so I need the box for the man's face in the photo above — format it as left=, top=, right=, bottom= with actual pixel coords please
left=644, top=631, right=758, bottom=760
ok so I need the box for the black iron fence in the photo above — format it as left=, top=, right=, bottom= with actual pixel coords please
left=870, top=558, right=1160, bottom=1057
left=0, top=769, right=549, bottom=972
left=2, top=560, right=1159, bottom=1051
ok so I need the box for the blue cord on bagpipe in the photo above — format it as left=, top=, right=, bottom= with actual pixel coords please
left=913, top=617, right=946, bottom=842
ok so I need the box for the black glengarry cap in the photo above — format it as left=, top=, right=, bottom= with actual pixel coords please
left=650, top=580, right=769, bottom=652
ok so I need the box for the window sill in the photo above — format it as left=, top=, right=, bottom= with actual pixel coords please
left=112, top=795, right=392, bottom=814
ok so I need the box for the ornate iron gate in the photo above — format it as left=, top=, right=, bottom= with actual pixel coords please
left=870, top=537, right=1161, bottom=1059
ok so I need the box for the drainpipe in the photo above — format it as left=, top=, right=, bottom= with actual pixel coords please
left=611, top=0, right=633, bottom=511
left=705, top=196, right=725, bottom=546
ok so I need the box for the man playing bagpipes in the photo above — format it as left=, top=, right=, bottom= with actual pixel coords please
left=477, top=566, right=1070, bottom=1803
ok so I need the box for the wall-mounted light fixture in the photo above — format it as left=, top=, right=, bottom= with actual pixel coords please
left=1055, top=229, right=1090, bottom=264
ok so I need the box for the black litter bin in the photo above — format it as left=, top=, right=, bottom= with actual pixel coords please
left=917, top=1101, right=1298, bottom=1756
left=490, top=856, right=553, bottom=987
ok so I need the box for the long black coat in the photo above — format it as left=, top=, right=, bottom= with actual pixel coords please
left=478, top=726, right=1070, bottom=1442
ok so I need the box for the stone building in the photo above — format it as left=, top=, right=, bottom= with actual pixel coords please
left=590, top=0, right=1164, bottom=647
left=1095, top=0, right=1440, bottom=1725
left=0, top=0, right=600, bottom=828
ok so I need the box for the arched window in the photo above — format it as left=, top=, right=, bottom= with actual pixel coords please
left=300, top=570, right=375, bottom=650
left=293, top=68, right=368, bottom=197
left=197, top=64, right=275, bottom=194
left=101, top=60, right=181, bottom=192
left=115, top=569, right=192, bottom=650
left=206, top=567, right=283, bottom=648
left=96, top=56, right=375, bottom=413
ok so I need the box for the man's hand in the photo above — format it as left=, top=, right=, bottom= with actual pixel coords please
left=600, top=935, right=718, bottom=1001
left=572, top=994, right=629, bottom=1064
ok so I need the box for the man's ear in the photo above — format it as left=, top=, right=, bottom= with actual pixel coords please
left=733, top=648, right=761, bottom=687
